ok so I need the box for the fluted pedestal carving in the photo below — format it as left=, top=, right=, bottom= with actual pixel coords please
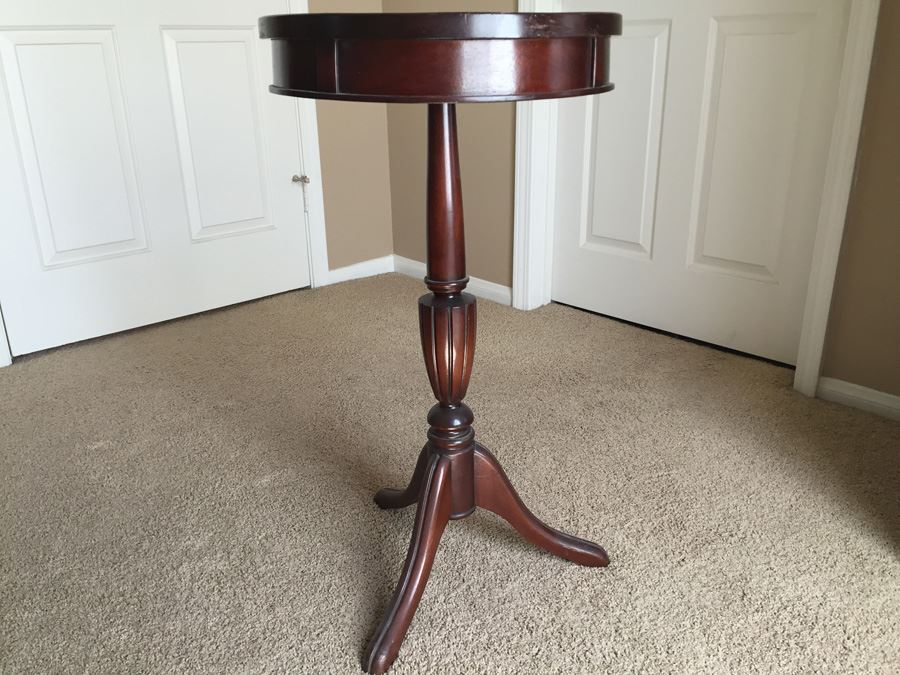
left=260, top=11, right=623, bottom=674
left=364, top=103, right=609, bottom=675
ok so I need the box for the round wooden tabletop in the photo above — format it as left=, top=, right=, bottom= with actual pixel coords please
left=259, top=12, right=623, bottom=103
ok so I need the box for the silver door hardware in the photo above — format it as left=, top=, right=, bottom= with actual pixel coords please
left=292, top=174, right=311, bottom=213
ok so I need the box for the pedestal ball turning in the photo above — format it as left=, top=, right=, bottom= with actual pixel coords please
left=259, top=11, right=622, bottom=673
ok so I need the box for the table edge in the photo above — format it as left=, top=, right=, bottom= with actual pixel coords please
left=267, top=83, right=616, bottom=104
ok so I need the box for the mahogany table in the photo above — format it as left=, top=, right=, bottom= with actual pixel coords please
left=259, top=12, right=622, bottom=674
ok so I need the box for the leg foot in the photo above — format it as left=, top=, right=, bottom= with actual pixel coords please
left=473, top=443, right=609, bottom=567
left=375, top=445, right=431, bottom=510
left=365, top=453, right=452, bottom=674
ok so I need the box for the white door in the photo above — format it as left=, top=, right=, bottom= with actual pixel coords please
left=551, top=0, right=851, bottom=364
left=0, top=0, right=311, bottom=356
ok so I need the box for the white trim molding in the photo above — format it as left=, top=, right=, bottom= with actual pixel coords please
left=0, top=304, right=11, bottom=367
left=513, top=0, right=882, bottom=398
left=312, top=255, right=513, bottom=306
left=817, top=377, right=900, bottom=422
left=324, top=255, right=395, bottom=286
left=513, top=98, right=558, bottom=310
left=793, top=0, right=881, bottom=395
left=394, top=256, right=513, bottom=306
left=295, top=97, right=330, bottom=288
left=289, top=0, right=330, bottom=288
left=392, top=255, right=424, bottom=280
left=513, top=0, right=561, bottom=310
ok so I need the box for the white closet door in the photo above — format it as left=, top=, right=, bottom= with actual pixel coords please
left=0, top=0, right=311, bottom=355
left=551, top=0, right=850, bottom=364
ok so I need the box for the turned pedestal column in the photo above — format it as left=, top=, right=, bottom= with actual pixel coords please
left=366, top=102, right=608, bottom=673
left=259, top=12, right=622, bottom=673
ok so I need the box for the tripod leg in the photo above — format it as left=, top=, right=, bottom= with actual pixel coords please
left=473, top=443, right=608, bottom=567
left=374, top=445, right=431, bottom=510
left=365, top=453, right=453, bottom=674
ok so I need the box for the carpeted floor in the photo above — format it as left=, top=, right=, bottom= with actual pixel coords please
left=1, top=273, right=898, bottom=674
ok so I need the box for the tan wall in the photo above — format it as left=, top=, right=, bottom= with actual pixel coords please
left=312, top=3, right=898, bottom=397
left=309, top=0, right=394, bottom=270
left=822, top=2, right=900, bottom=397
left=384, top=0, right=517, bottom=287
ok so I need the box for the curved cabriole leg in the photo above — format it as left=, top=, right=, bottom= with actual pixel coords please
left=365, top=453, right=453, bottom=675
left=366, top=103, right=607, bottom=673
left=473, top=442, right=609, bottom=567
left=374, top=445, right=432, bottom=510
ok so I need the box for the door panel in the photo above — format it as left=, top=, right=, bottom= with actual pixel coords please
left=581, top=20, right=669, bottom=261
left=552, top=0, right=850, bottom=364
left=0, top=1, right=311, bottom=356
left=162, top=27, right=273, bottom=241
left=687, top=13, right=813, bottom=283
left=2, top=28, right=148, bottom=268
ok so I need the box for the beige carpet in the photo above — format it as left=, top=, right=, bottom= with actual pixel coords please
left=1, top=273, right=898, bottom=674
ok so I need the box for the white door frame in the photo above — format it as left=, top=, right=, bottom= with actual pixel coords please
left=292, top=91, right=330, bottom=289
left=289, top=0, right=329, bottom=288
left=513, top=0, right=881, bottom=396
left=0, top=303, right=11, bottom=366
left=0, top=0, right=330, bottom=366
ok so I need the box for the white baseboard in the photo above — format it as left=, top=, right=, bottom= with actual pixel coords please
left=392, top=255, right=427, bottom=283
left=393, top=255, right=512, bottom=306
left=817, top=377, right=900, bottom=422
left=319, top=254, right=395, bottom=286
left=0, top=307, right=11, bottom=367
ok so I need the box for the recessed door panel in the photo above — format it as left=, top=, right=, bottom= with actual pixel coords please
left=0, top=29, right=147, bottom=267
left=0, top=1, right=312, bottom=356
left=163, top=28, right=272, bottom=241
left=687, top=14, right=814, bottom=283
left=580, top=20, right=669, bottom=260
left=553, top=0, right=850, bottom=364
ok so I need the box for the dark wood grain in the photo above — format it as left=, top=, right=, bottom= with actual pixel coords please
left=259, top=12, right=622, bottom=41
left=260, top=12, right=620, bottom=673
left=364, top=453, right=452, bottom=675
left=474, top=442, right=609, bottom=567
left=373, top=444, right=430, bottom=510
left=261, top=11, right=619, bottom=103
left=369, top=103, right=609, bottom=674
left=425, top=104, right=466, bottom=289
